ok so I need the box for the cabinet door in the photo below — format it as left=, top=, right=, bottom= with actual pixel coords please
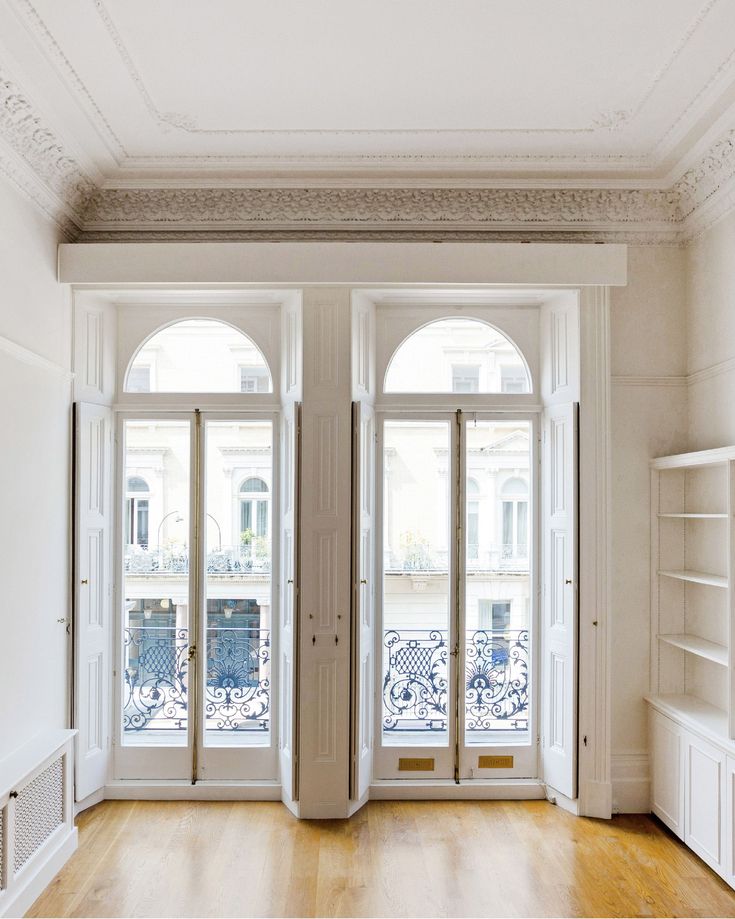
left=685, top=731, right=726, bottom=874
left=650, top=710, right=684, bottom=838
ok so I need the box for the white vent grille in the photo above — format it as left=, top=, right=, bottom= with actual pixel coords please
left=13, top=757, right=63, bottom=874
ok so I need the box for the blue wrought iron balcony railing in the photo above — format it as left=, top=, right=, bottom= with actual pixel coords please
left=123, top=625, right=270, bottom=733
left=382, top=628, right=529, bottom=734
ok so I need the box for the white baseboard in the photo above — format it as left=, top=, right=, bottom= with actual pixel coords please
left=0, top=827, right=77, bottom=919
left=104, top=781, right=282, bottom=801
left=611, top=753, right=650, bottom=814
left=369, top=780, right=546, bottom=800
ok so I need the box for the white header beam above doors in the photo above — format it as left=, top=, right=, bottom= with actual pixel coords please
left=58, top=242, right=627, bottom=287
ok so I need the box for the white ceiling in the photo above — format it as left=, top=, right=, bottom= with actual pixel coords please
left=3, top=0, right=735, bottom=183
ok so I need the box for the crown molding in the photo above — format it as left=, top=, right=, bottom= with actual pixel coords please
left=1, top=53, right=735, bottom=245
left=79, top=186, right=681, bottom=236
left=0, top=64, right=94, bottom=233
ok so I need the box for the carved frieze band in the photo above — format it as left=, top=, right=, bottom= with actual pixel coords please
left=82, top=186, right=681, bottom=231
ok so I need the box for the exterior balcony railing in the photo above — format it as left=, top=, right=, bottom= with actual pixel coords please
left=385, top=545, right=529, bottom=574
left=382, top=628, right=529, bottom=734
left=122, top=625, right=270, bottom=734
left=124, top=544, right=271, bottom=575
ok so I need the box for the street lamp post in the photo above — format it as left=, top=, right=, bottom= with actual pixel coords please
left=157, top=511, right=183, bottom=558
left=207, top=513, right=222, bottom=551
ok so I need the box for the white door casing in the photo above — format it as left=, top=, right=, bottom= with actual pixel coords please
left=540, top=402, right=579, bottom=799
left=73, top=402, right=113, bottom=801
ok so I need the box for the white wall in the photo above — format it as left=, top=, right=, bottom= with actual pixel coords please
left=0, top=177, right=71, bottom=759
left=609, top=245, right=688, bottom=809
left=687, top=211, right=735, bottom=450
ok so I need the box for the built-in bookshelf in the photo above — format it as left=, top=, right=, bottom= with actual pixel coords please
left=646, top=446, right=735, bottom=884
left=648, top=445, right=735, bottom=739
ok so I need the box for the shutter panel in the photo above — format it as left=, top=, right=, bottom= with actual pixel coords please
left=540, top=402, right=579, bottom=799
left=73, top=402, right=113, bottom=801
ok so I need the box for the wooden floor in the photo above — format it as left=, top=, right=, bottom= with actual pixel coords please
left=28, top=800, right=735, bottom=918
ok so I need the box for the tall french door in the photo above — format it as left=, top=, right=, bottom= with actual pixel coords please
left=375, top=412, right=538, bottom=780
left=114, top=412, right=278, bottom=781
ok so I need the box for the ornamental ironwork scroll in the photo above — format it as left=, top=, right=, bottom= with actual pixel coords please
left=123, top=626, right=189, bottom=732
left=382, top=628, right=529, bottom=734
left=205, top=627, right=270, bottom=731
left=123, top=625, right=271, bottom=733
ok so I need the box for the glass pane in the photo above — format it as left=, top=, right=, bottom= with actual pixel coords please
left=465, top=420, right=531, bottom=743
left=468, top=503, right=479, bottom=560
left=257, top=500, right=268, bottom=537
left=517, top=501, right=528, bottom=552
left=384, top=319, right=530, bottom=394
left=204, top=420, right=273, bottom=747
left=241, top=500, right=252, bottom=534
left=382, top=420, right=450, bottom=745
left=502, top=501, right=513, bottom=547
left=122, top=420, right=190, bottom=746
left=126, top=320, right=272, bottom=394
left=137, top=500, right=149, bottom=547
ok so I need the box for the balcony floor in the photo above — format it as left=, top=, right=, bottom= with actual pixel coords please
left=29, top=800, right=735, bottom=918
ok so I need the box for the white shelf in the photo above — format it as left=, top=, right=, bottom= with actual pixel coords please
left=651, top=446, right=735, bottom=470
left=659, top=633, right=728, bottom=666
left=658, top=569, right=728, bottom=588
left=658, top=513, right=728, bottom=519
left=646, top=694, right=729, bottom=747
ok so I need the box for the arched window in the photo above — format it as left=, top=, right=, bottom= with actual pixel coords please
left=125, top=319, right=273, bottom=394
left=239, top=477, right=270, bottom=555
left=126, top=476, right=150, bottom=548
left=384, top=318, right=531, bottom=394
left=500, top=477, right=528, bottom=560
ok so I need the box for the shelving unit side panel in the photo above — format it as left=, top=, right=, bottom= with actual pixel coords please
left=728, top=461, right=735, bottom=740
left=652, top=467, right=661, bottom=696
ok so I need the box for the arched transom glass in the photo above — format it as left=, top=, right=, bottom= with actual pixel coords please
left=384, top=318, right=531, bottom=394
left=125, top=319, right=273, bottom=394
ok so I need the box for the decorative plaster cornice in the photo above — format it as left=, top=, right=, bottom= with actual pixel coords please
left=80, top=186, right=681, bottom=235
left=3, top=48, right=735, bottom=245
left=0, top=64, right=95, bottom=230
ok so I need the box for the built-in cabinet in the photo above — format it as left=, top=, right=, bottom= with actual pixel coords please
left=648, top=445, right=735, bottom=887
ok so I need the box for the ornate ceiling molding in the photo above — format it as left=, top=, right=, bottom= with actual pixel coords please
left=87, top=0, right=716, bottom=144
left=80, top=186, right=680, bottom=235
left=0, top=64, right=95, bottom=232
left=1, top=52, right=734, bottom=245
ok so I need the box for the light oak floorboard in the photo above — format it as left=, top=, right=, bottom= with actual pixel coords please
left=26, top=800, right=735, bottom=918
